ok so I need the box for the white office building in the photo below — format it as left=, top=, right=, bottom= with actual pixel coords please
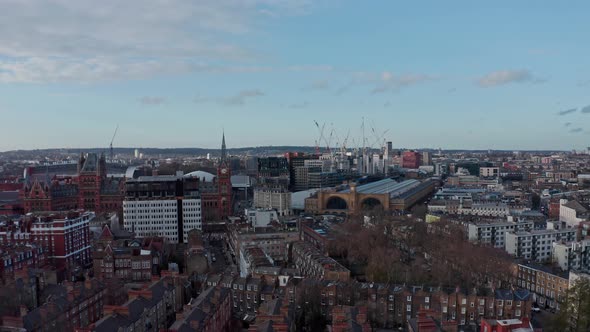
left=123, top=174, right=202, bottom=244
left=123, top=198, right=201, bottom=244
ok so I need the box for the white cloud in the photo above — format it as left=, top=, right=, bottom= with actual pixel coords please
left=139, top=96, right=165, bottom=106
left=0, top=0, right=316, bottom=83
left=288, top=65, right=333, bottom=72
left=476, top=69, right=539, bottom=87
left=371, top=71, right=434, bottom=93
left=221, top=89, right=265, bottom=106
left=301, top=79, right=331, bottom=91
left=194, top=89, right=265, bottom=106
left=328, top=70, right=433, bottom=95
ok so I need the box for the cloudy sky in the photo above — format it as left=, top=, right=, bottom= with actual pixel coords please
left=1, top=0, right=590, bottom=151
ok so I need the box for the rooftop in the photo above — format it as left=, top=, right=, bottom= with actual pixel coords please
left=339, top=179, right=423, bottom=200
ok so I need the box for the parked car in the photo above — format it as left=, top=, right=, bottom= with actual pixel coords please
left=532, top=307, right=541, bottom=313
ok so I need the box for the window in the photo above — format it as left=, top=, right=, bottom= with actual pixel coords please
left=406, top=305, right=411, bottom=312
left=407, top=295, right=412, bottom=302
left=425, top=297, right=430, bottom=303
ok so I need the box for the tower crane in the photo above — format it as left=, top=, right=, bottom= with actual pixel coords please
left=313, top=120, right=327, bottom=155
left=109, top=125, right=119, bottom=161
left=340, top=129, right=350, bottom=155
left=369, top=127, right=390, bottom=152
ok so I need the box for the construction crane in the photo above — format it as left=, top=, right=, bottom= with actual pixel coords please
left=325, top=127, right=334, bottom=154
left=109, top=125, right=119, bottom=161
left=340, top=129, right=350, bottom=155
left=369, top=125, right=390, bottom=152
left=313, top=120, right=327, bottom=155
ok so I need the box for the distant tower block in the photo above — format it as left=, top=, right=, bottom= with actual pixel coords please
left=134, top=149, right=139, bottom=158
left=385, top=141, right=393, bottom=159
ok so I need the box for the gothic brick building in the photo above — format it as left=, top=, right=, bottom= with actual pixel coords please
left=23, top=153, right=125, bottom=214
left=198, top=133, right=233, bottom=223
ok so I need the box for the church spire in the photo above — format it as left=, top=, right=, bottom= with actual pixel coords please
left=221, top=130, right=227, bottom=163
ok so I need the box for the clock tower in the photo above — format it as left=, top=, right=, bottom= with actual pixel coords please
left=217, top=132, right=232, bottom=220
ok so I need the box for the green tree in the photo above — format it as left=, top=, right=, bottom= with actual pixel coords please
left=548, top=277, right=590, bottom=332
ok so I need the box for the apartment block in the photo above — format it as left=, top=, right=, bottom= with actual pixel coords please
left=468, top=221, right=533, bottom=248
left=505, top=229, right=576, bottom=262
left=552, top=239, right=590, bottom=273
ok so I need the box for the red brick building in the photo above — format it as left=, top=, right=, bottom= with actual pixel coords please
left=198, top=133, right=233, bottom=224
left=1, top=278, right=106, bottom=332
left=331, top=305, right=371, bottom=332
left=92, top=225, right=157, bottom=282
left=0, top=244, right=47, bottom=280
left=0, top=211, right=93, bottom=272
left=403, top=151, right=422, bottom=169
left=167, top=286, right=232, bottom=332
left=23, top=153, right=124, bottom=214
left=29, top=211, right=93, bottom=270
left=284, top=279, right=533, bottom=330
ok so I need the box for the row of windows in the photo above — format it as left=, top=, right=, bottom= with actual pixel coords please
left=125, top=202, right=178, bottom=207
left=125, top=209, right=177, bottom=213
left=125, top=215, right=178, bottom=220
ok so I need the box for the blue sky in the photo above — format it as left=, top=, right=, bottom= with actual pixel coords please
left=1, top=0, right=590, bottom=151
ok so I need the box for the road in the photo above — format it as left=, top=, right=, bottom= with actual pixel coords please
left=207, top=235, right=236, bottom=274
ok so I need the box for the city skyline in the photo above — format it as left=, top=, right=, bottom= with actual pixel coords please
left=2, top=1, right=590, bottom=151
